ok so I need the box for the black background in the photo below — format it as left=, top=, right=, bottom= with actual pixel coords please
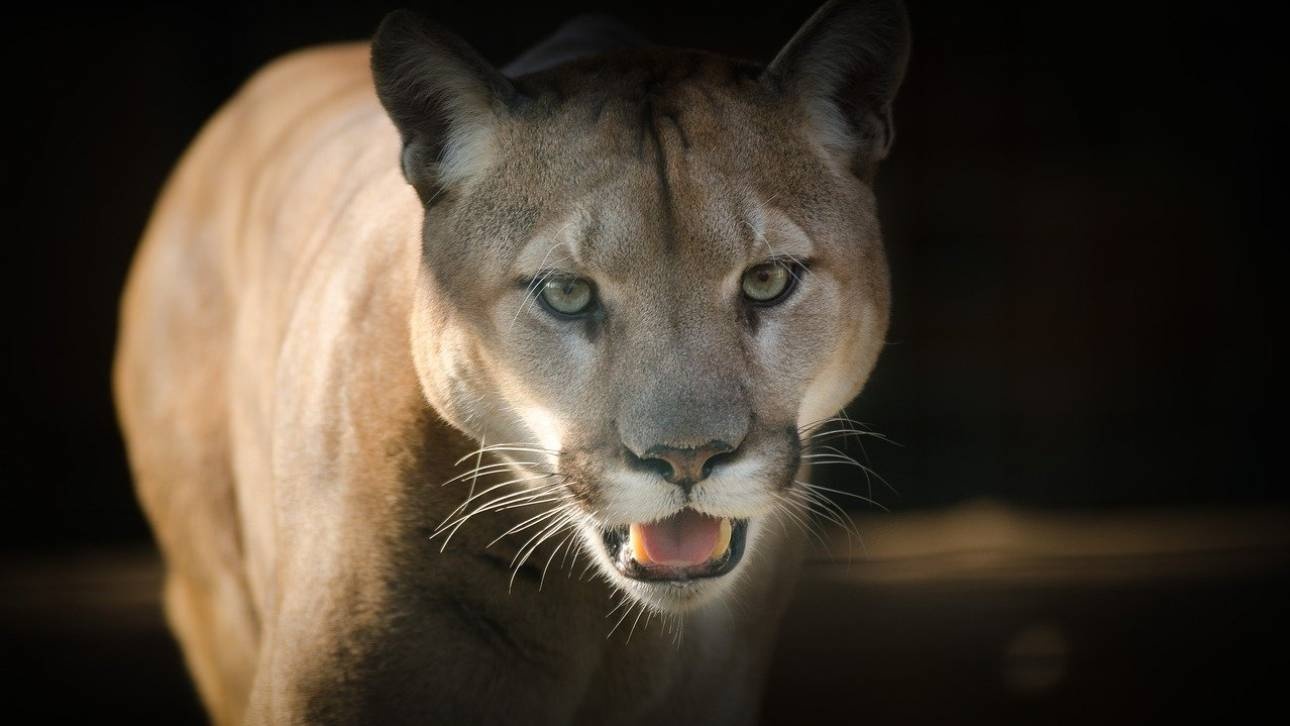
left=1, top=0, right=1277, bottom=553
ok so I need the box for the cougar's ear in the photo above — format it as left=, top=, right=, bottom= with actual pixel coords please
left=371, top=10, right=516, bottom=204
left=764, top=0, right=910, bottom=179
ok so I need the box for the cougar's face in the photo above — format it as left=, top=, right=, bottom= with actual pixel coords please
left=374, top=2, right=907, bottom=612
left=408, top=59, right=889, bottom=611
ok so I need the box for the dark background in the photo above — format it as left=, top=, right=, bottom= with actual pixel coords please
left=2, top=0, right=1276, bottom=552
left=1, top=2, right=1283, bottom=724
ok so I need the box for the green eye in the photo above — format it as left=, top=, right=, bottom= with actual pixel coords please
left=741, top=262, right=793, bottom=303
left=539, top=277, right=595, bottom=316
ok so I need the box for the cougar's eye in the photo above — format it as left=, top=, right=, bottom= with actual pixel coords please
left=741, top=262, right=795, bottom=304
left=539, top=276, right=595, bottom=316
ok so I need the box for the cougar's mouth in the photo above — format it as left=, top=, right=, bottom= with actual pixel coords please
left=601, top=509, right=749, bottom=582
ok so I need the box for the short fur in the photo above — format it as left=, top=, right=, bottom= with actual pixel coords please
left=113, top=2, right=908, bottom=723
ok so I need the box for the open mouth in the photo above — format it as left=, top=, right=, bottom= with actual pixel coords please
left=601, top=509, right=749, bottom=582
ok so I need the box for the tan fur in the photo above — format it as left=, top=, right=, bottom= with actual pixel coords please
left=115, top=3, right=906, bottom=723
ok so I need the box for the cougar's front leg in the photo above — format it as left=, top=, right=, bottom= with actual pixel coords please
left=239, top=492, right=608, bottom=725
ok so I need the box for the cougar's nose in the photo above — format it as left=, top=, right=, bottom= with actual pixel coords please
left=625, top=441, right=738, bottom=489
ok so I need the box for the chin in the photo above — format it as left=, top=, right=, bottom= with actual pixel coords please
left=578, top=511, right=766, bottom=613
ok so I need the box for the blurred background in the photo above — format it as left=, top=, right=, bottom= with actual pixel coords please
left=1, top=0, right=1283, bottom=723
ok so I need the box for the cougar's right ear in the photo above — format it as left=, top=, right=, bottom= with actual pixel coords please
left=764, top=0, right=910, bottom=180
left=371, top=10, right=515, bottom=205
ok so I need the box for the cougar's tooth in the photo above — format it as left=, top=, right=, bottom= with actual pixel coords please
left=629, top=523, right=652, bottom=564
left=710, top=518, right=733, bottom=560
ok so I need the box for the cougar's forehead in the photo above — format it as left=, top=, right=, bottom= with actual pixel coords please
left=508, top=171, right=776, bottom=287
left=519, top=129, right=830, bottom=271
left=428, top=51, right=875, bottom=291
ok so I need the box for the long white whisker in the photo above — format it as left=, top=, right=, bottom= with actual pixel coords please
left=511, top=270, right=551, bottom=327
left=787, top=486, right=855, bottom=538
left=787, top=485, right=866, bottom=560
left=509, top=511, right=578, bottom=591
left=453, top=445, right=559, bottom=467
left=493, top=495, right=567, bottom=513
left=802, top=451, right=896, bottom=498
left=434, top=483, right=564, bottom=551
left=539, top=528, right=579, bottom=591
left=489, top=503, right=573, bottom=548
left=509, top=227, right=578, bottom=328
left=605, top=590, right=633, bottom=620
left=510, top=510, right=575, bottom=568
left=806, top=428, right=898, bottom=445
left=439, top=460, right=543, bottom=488
left=625, top=600, right=651, bottom=644
left=806, top=488, right=862, bottom=540
left=436, top=477, right=559, bottom=531
left=465, top=433, right=486, bottom=503
left=607, top=595, right=637, bottom=638
left=773, top=492, right=832, bottom=553
left=800, top=482, right=890, bottom=512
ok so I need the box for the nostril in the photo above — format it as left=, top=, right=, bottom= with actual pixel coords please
left=624, top=447, right=675, bottom=481
left=702, top=448, right=738, bottom=479
left=642, top=457, right=674, bottom=481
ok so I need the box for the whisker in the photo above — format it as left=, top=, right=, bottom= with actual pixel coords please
left=439, top=461, right=543, bottom=488
left=786, top=484, right=868, bottom=559
left=510, top=511, right=578, bottom=592
left=801, top=447, right=897, bottom=497
left=797, top=414, right=869, bottom=434
left=786, top=486, right=856, bottom=538
left=436, top=477, right=559, bottom=532
left=805, top=487, right=862, bottom=539
left=749, top=228, right=807, bottom=286
left=467, top=433, right=487, bottom=503
left=667, top=611, right=685, bottom=647
left=767, top=506, right=792, bottom=539
left=509, top=508, right=575, bottom=565
left=510, top=231, right=576, bottom=328
left=539, top=528, right=579, bottom=591
left=772, top=493, right=832, bottom=554
left=433, top=483, right=564, bottom=551
left=511, top=269, right=554, bottom=327
left=453, top=445, right=559, bottom=467
left=832, top=410, right=884, bottom=478
left=798, top=414, right=896, bottom=443
left=625, top=600, right=651, bottom=644
left=805, top=428, right=898, bottom=446
left=493, top=495, right=567, bottom=513
left=560, top=524, right=580, bottom=572
left=605, top=590, right=633, bottom=620
left=487, top=502, right=572, bottom=548
left=607, top=595, right=638, bottom=638
left=802, top=453, right=869, bottom=465
left=799, top=481, right=890, bottom=513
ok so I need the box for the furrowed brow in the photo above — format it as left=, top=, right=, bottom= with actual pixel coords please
left=511, top=210, right=587, bottom=276
left=746, top=201, right=815, bottom=262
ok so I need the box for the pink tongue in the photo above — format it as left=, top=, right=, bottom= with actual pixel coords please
left=637, top=510, right=721, bottom=567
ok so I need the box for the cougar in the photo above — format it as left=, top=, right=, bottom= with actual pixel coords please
left=113, top=1, right=908, bottom=722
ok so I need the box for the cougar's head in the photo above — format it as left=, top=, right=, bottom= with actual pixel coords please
left=373, top=0, right=908, bottom=611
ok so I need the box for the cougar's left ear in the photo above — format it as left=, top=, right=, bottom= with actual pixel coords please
left=371, top=10, right=516, bottom=204
left=764, top=0, right=910, bottom=179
